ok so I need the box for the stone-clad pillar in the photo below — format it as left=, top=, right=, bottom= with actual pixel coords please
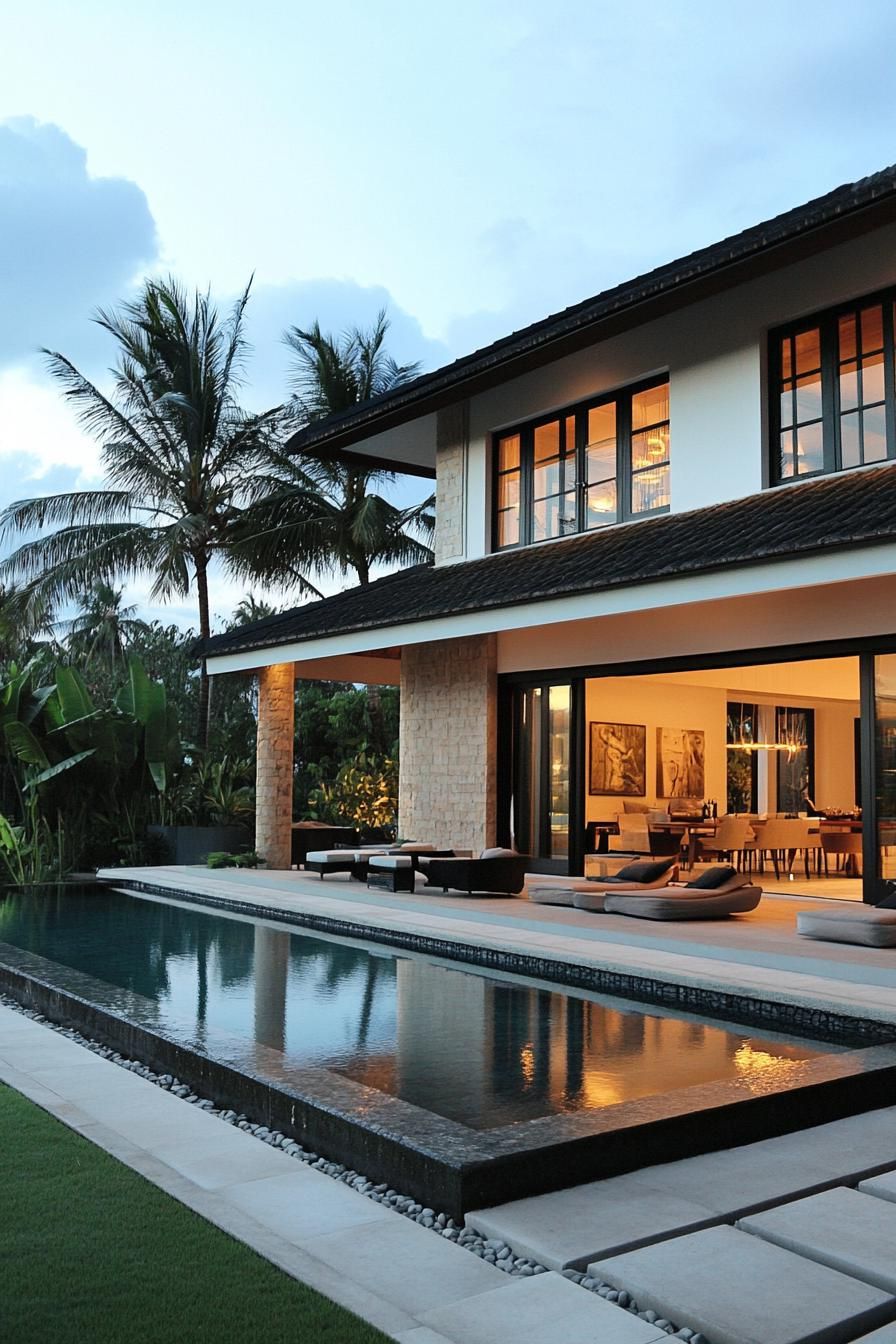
left=398, top=634, right=496, bottom=852
left=255, top=662, right=295, bottom=869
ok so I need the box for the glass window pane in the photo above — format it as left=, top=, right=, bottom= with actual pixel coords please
left=588, top=402, right=616, bottom=446
left=631, top=425, right=670, bottom=471
left=498, top=433, right=520, bottom=472
left=533, top=420, right=560, bottom=463
left=839, top=362, right=858, bottom=413
left=863, top=404, right=888, bottom=463
left=558, top=490, right=577, bottom=535
left=796, top=420, right=824, bottom=474
left=780, top=430, right=795, bottom=479
left=533, top=496, right=559, bottom=542
left=631, top=464, right=670, bottom=514
left=795, top=372, right=822, bottom=423
left=862, top=350, right=885, bottom=405
left=861, top=304, right=884, bottom=354
left=564, top=415, right=576, bottom=453
left=780, top=336, right=792, bottom=381
left=840, top=412, right=861, bottom=468
left=631, top=381, right=669, bottom=430
left=586, top=439, right=616, bottom=483
left=780, top=385, right=794, bottom=429
left=497, top=472, right=519, bottom=510
left=585, top=479, right=617, bottom=527
left=498, top=507, right=519, bottom=547
left=838, top=314, right=857, bottom=364
left=533, top=460, right=561, bottom=499
left=795, top=328, right=821, bottom=374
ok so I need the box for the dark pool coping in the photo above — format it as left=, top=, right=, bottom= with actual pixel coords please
left=3, top=881, right=896, bottom=1215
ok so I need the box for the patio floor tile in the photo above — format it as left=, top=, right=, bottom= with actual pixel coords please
left=589, top=1225, right=896, bottom=1344
left=417, top=1272, right=670, bottom=1344
left=737, top=1187, right=896, bottom=1293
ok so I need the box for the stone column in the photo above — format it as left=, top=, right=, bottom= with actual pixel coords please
left=398, top=634, right=497, bottom=852
left=255, top=662, right=295, bottom=869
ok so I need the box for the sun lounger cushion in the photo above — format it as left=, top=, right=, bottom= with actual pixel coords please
left=614, top=857, right=677, bottom=883
left=368, top=855, right=413, bottom=869
left=604, top=885, right=762, bottom=920
left=796, top=907, right=896, bottom=947
left=686, top=864, right=739, bottom=889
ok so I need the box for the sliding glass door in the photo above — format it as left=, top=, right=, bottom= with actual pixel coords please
left=503, top=679, right=584, bottom=873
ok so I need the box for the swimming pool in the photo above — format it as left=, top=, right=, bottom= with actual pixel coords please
left=2, top=882, right=894, bottom=1213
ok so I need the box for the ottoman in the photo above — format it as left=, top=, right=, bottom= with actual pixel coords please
left=367, top=855, right=415, bottom=893
left=796, top=906, right=896, bottom=947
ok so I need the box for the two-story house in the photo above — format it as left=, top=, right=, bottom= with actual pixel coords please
left=203, top=165, right=896, bottom=902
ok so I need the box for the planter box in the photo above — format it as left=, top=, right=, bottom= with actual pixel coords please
left=147, top=825, right=249, bottom=866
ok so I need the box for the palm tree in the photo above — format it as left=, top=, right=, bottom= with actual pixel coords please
left=234, top=310, right=435, bottom=588
left=60, top=582, right=148, bottom=672
left=230, top=595, right=278, bottom=628
left=0, top=277, right=307, bottom=745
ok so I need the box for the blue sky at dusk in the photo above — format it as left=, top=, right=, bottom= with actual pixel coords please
left=2, top=0, right=896, bottom=624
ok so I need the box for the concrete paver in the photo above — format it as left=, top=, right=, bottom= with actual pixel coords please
left=859, top=1169, right=896, bottom=1204
left=738, top=1187, right=896, bottom=1293
left=225, top=1169, right=395, bottom=1240
left=469, top=1175, right=720, bottom=1269
left=150, top=1129, right=299, bottom=1190
left=294, top=1214, right=517, bottom=1317
left=589, top=1225, right=896, bottom=1344
left=416, top=1271, right=670, bottom=1344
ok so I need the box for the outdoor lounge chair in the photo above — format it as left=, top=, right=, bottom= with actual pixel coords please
left=796, top=905, right=896, bottom=947
left=603, top=867, right=762, bottom=920
left=421, top=848, right=529, bottom=897
left=533, top=856, right=678, bottom=908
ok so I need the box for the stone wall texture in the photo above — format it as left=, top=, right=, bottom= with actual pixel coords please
left=434, top=402, right=468, bottom=564
left=255, top=662, right=296, bottom=869
left=398, top=634, right=497, bottom=852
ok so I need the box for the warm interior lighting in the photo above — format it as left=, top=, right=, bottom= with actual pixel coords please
left=726, top=706, right=806, bottom=760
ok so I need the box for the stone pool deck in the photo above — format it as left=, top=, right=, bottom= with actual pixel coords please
left=99, top=865, right=896, bottom=1025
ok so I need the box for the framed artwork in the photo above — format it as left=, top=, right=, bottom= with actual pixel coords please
left=656, top=727, right=705, bottom=798
left=589, top=721, right=646, bottom=796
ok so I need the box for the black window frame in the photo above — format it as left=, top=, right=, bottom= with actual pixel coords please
left=769, top=285, right=896, bottom=486
left=491, top=374, right=670, bottom=552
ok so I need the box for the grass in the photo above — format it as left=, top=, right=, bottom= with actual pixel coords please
left=1, top=1082, right=391, bottom=1343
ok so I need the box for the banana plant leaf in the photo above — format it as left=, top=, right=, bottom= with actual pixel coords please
left=25, top=749, right=97, bottom=789
left=3, top=719, right=50, bottom=769
left=54, top=666, right=95, bottom=724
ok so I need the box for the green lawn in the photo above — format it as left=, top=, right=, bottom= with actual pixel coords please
left=1, top=1082, right=391, bottom=1343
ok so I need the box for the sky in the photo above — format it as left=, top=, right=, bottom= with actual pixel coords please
left=2, top=0, right=896, bottom=629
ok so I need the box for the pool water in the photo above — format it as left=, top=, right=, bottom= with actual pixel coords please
left=0, top=885, right=845, bottom=1130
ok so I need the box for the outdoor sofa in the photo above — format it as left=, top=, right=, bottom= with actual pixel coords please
left=421, top=848, right=530, bottom=897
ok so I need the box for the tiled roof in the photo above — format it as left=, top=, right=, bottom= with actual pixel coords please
left=286, top=164, right=896, bottom=458
left=204, top=464, right=896, bottom=659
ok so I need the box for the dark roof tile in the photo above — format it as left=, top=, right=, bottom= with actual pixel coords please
left=204, top=464, right=896, bottom=660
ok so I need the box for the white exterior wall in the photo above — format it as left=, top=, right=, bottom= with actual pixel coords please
left=437, top=221, right=896, bottom=562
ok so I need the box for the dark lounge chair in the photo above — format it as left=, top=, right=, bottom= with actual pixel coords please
left=422, top=848, right=529, bottom=897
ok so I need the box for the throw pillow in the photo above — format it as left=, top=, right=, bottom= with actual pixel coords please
left=614, top=857, right=676, bottom=883
left=686, top=865, right=738, bottom=890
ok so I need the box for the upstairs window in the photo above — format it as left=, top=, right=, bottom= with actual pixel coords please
left=771, top=291, right=896, bottom=483
left=493, top=376, right=670, bottom=550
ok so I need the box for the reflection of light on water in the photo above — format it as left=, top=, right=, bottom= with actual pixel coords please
left=733, top=1043, right=811, bottom=1093
left=520, top=1043, right=535, bottom=1085
left=580, top=1072, right=624, bottom=1108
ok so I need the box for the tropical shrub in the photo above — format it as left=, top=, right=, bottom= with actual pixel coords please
left=307, top=749, right=398, bottom=838
left=0, top=655, right=181, bottom=874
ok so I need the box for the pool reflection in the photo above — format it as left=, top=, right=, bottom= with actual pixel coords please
left=0, top=886, right=842, bottom=1129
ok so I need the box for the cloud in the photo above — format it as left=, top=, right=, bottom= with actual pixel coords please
left=0, top=366, right=104, bottom=483
left=0, top=117, right=158, bottom=372
left=239, top=276, right=452, bottom=411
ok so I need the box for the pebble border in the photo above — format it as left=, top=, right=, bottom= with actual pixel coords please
left=0, top=990, right=706, bottom=1343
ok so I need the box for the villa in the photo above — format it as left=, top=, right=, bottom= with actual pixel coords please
left=204, top=165, right=896, bottom=903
